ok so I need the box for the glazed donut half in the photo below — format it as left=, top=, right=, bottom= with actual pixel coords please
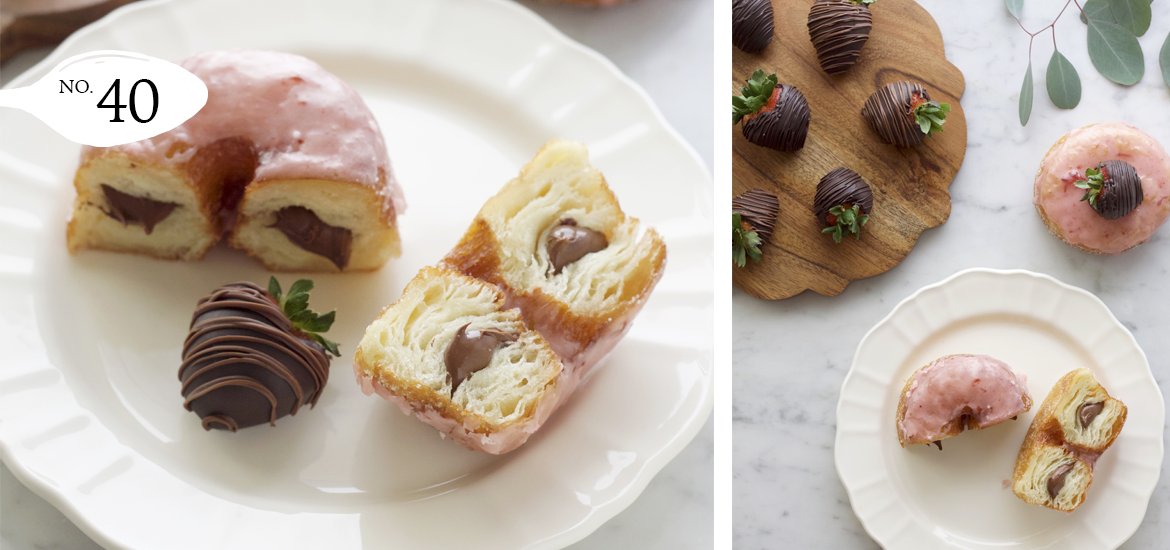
left=67, top=50, right=404, bottom=272
left=896, top=354, right=1033, bottom=448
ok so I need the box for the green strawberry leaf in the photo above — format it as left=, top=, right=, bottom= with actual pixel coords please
left=824, top=204, right=869, bottom=244
left=268, top=276, right=283, bottom=302
left=268, top=277, right=341, bottom=357
left=732, top=212, right=764, bottom=267
left=913, top=101, right=951, bottom=137
left=1075, top=165, right=1105, bottom=207
left=732, top=69, right=778, bottom=125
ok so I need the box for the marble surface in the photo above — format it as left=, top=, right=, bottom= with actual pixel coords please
left=733, top=0, right=1170, bottom=548
left=0, top=0, right=713, bottom=549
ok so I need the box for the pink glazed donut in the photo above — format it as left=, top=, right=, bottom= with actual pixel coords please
left=1034, top=122, right=1170, bottom=255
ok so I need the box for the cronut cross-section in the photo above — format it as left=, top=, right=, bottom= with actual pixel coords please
left=441, top=139, right=667, bottom=377
left=355, top=267, right=563, bottom=454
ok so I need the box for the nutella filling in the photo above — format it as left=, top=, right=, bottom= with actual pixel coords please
left=1079, top=401, right=1105, bottom=428
left=1047, top=463, right=1074, bottom=500
left=444, top=323, right=518, bottom=393
left=100, top=184, right=178, bottom=235
left=269, top=206, right=352, bottom=270
left=546, top=218, right=608, bottom=275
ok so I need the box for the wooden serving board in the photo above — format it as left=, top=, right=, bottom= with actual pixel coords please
left=1, top=0, right=139, bottom=65
left=732, top=0, right=966, bottom=300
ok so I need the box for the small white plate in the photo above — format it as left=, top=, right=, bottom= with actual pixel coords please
left=0, top=0, right=713, bottom=549
left=835, top=268, right=1164, bottom=550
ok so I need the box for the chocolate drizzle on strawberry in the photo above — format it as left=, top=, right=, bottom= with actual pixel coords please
left=733, top=0, right=775, bottom=54
left=733, top=189, right=780, bottom=242
left=742, top=84, right=811, bottom=152
left=862, top=81, right=933, bottom=147
left=814, top=168, right=873, bottom=223
left=807, top=0, right=873, bottom=75
left=1076, top=160, right=1143, bottom=220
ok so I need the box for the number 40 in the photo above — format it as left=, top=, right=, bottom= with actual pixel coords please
left=97, top=79, right=159, bottom=123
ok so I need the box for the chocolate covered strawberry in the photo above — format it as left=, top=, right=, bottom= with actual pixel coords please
left=732, top=69, right=811, bottom=152
left=814, top=168, right=873, bottom=243
left=732, top=188, right=780, bottom=267
left=861, top=81, right=951, bottom=148
left=1075, top=160, right=1144, bottom=220
left=808, top=0, right=875, bottom=75
left=733, top=0, right=775, bottom=54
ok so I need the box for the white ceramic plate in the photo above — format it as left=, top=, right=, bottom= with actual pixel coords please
left=0, top=1, right=714, bottom=549
left=835, top=269, right=1164, bottom=550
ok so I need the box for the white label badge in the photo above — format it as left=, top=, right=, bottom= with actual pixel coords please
left=0, top=50, right=208, bottom=147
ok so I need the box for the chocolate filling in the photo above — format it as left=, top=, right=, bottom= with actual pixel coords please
left=547, top=218, right=608, bottom=275
left=100, top=184, right=178, bottom=235
left=1079, top=401, right=1105, bottom=428
left=269, top=206, right=352, bottom=270
left=444, top=323, right=518, bottom=393
left=931, top=440, right=942, bottom=451
left=1047, top=463, right=1074, bottom=500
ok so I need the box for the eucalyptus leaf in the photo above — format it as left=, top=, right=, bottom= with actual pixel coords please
left=1081, top=0, right=1114, bottom=24
left=1086, top=19, right=1145, bottom=85
left=1006, top=0, right=1023, bottom=19
left=1046, top=50, right=1081, bottom=109
left=1108, top=0, right=1151, bottom=37
left=1082, top=0, right=1152, bottom=23
left=1161, top=30, right=1170, bottom=88
left=1020, top=62, right=1034, bottom=125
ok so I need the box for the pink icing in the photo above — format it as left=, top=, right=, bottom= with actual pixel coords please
left=899, top=355, right=1031, bottom=444
left=82, top=49, right=405, bottom=215
left=1033, top=122, right=1170, bottom=255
